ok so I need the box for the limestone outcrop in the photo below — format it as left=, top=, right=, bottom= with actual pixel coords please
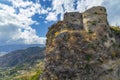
left=40, top=6, right=120, bottom=80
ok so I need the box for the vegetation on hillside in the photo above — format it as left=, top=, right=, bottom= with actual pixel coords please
left=0, top=61, right=44, bottom=80
left=110, top=26, right=120, bottom=35
left=0, top=47, right=45, bottom=80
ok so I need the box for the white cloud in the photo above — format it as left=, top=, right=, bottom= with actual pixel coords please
left=50, top=0, right=75, bottom=20
left=46, top=12, right=57, bottom=21
left=0, top=0, right=46, bottom=45
left=40, top=8, right=48, bottom=14
left=10, top=27, right=46, bottom=44
left=77, top=0, right=104, bottom=12
left=8, top=0, right=33, bottom=8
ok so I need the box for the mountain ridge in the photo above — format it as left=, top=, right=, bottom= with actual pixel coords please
left=0, top=46, right=45, bottom=67
left=0, top=44, right=45, bottom=53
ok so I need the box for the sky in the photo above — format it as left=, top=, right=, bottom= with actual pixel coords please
left=0, top=0, right=120, bottom=46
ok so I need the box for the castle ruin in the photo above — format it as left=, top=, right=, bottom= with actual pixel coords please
left=40, top=6, right=119, bottom=80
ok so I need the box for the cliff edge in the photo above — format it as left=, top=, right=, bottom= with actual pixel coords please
left=40, top=6, right=120, bottom=80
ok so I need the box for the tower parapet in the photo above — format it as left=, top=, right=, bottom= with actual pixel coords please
left=82, top=6, right=108, bottom=32
left=64, top=12, right=83, bottom=29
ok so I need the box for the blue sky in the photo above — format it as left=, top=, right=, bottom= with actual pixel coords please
left=0, top=0, right=120, bottom=46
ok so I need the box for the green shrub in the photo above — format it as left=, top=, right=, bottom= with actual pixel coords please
left=110, top=26, right=120, bottom=35
left=91, top=21, right=96, bottom=26
left=85, top=54, right=93, bottom=61
left=94, top=12, right=97, bottom=14
left=88, top=29, right=93, bottom=34
left=88, top=43, right=94, bottom=49
left=30, top=70, right=43, bottom=80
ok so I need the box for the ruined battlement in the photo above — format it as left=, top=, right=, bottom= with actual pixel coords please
left=83, top=6, right=108, bottom=32
left=63, top=6, right=108, bottom=32
left=64, top=12, right=83, bottom=26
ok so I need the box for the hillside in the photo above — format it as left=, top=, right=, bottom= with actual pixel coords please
left=0, top=46, right=45, bottom=67
left=0, top=46, right=45, bottom=80
left=40, top=6, right=120, bottom=80
left=0, top=61, right=44, bottom=80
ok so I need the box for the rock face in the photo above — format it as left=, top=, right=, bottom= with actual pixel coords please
left=40, top=6, right=120, bottom=80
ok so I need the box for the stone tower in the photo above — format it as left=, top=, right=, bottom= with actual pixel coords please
left=82, top=6, right=108, bottom=32
left=82, top=6, right=115, bottom=48
left=64, top=12, right=83, bottom=29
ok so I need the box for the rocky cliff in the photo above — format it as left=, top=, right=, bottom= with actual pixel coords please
left=40, top=6, right=120, bottom=80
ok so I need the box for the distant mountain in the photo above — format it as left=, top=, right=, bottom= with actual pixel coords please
left=0, top=44, right=45, bottom=53
left=0, top=46, right=45, bottom=67
left=0, top=52, right=7, bottom=56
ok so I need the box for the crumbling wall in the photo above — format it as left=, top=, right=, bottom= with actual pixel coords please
left=82, top=6, right=108, bottom=32
left=82, top=6, right=115, bottom=48
left=64, top=12, right=83, bottom=26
